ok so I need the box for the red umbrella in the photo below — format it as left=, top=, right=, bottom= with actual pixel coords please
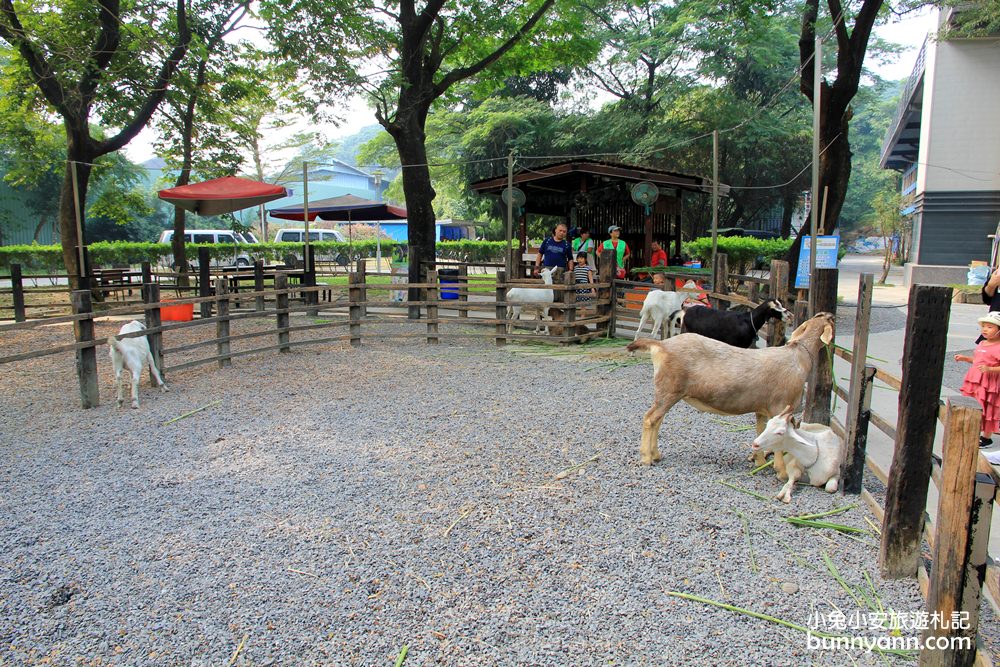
left=158, top=176, right=288, bottom=216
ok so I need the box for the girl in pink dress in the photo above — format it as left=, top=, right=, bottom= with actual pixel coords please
left=956, top=311, right=1000, bottom=448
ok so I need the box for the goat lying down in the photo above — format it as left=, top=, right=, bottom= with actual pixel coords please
left=751, top=407, right=845, bottom=503
left=625, top=313, right=834, bottom=466
left=108, top=320, right=168, bottom=408
left=673, top=299, right=790, bottom=348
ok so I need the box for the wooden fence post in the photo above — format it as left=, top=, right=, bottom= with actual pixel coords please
left=920, top=397, right=989, bottom=667
left=215, top=278, right=231, bottom=368
left=141, top=261, right=152, bottom=286
left=509, top=247, right=522, bottom=279
left=794, top=299, right=809, bottom=328
left=602, top=249, right=618, bottom=336
left=142, top=283, right=164, bottom=382
left=767, top=259, right=789, bottom=347
left=458, top=265, right=468, bottom=318
left=880, top=284, right=953, bottom=578
left=564, top=270, right=577, bottom=343
left=711, top=253, right=728, bottom=310
left=841, top=366, right=876, bottom=494
left=275, top=273, right=290, bottom=353
left=198, top=246, right=212, bottom=319
left=76, top=245, right=92, bottom=291
left=303, top=244, right=318, bottom=316
left=495, top=270, right=507, bottom=347
left=254, top=260, right=265, bottom=312
left=804, top=268, right=838, bottom=425
left=10, top=263, right=26, bottom=323
left=426, top=269, right=439, bottom=344
left=349, top=271, right=362, bottom=347
left=356, top=259, right=368, bottom=318
left=71, top=290, right=99, bottom=409
left=841, top=273, right=874, bottom=493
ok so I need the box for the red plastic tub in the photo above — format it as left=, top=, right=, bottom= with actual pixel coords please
left=161, top=300, right=194, bottom=322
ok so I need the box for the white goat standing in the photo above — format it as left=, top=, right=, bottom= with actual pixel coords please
left=751, top=406, right=845, bottom=503
left=506, top=267, right=556, bottom=334
left=108, top=320, right=168, bottom=408
left=633, top=290, right=688, bottom=341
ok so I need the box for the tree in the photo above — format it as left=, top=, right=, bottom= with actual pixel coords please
left=0, top=0, right=192, bottom=288
left=866, top=189, right=904, bottom=283
left=0, top=98, right=151, bottom=246
left=152, top=5, right=262, bottom=281
left=578, top=0, right=691, bottom=127
left=263, top=0, right=596, bottom=315
left=787, top=0, right=887, bottom=281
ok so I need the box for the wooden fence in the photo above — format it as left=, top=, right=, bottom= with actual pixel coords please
left=827, top=273, right=996, bottom=667
left=3, top=249, right=995, bottom=663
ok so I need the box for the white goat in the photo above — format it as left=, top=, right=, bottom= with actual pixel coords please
left=633, top=290, right=687, bottom=341
left=108, top=320, right=168, bottom=408
left=751, top=406, right=845, bottom=503
left=626, top=313, right=834, bottom=466
left=506, top=267, right=557, bottom=334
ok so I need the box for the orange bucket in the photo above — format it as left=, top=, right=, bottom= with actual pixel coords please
left=161, top=300, right=194, bottom=322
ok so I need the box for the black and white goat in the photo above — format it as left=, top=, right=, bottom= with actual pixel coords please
left=108, top=320, right=168, bottom=408
left=672, top=298, right=790, bottom=348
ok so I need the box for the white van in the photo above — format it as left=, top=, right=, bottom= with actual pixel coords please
left=273, top=228, right=346, bottom=243
left=158, top=229, right=258, bottom=267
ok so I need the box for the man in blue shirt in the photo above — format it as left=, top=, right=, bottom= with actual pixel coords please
left=533, top=223, right=573, bottom=276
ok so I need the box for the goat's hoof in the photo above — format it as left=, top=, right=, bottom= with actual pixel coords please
left=115, top=400, right=124, bottom=408
left=160, top=384, right=170, bottom=393
left=776, top=472, right=788, bottom=481
left=131, top=401, right=140, bottom=409
left=777, top=494, right=791, bottom=504
left=639, top=458, right=654, bottom=466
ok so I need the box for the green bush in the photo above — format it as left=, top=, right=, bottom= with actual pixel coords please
left=682, top=236, right=794, bottom=274
left=0, top=239, right=513, bottom=272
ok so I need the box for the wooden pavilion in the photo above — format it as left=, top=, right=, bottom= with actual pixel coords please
left=469, top=159, right=716, bottom=270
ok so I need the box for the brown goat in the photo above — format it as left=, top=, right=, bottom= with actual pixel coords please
left=625, top=312, right=835, bottom=466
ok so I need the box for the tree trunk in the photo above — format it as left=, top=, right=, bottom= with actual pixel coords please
left=780, top=192, right=797, bottom=239
left=785, top=107, right=852, bottom=289
left=387, top=107, right=436, bottom=319
left=58, top=128, right=93, bottom=291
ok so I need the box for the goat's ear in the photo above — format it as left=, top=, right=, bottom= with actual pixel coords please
left=787, top=319, right=809, bottom=342
left=821, top=323, right=834, bottom=345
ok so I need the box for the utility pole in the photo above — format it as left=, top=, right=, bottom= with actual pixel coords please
left=809, top=36, right=822, bottom=316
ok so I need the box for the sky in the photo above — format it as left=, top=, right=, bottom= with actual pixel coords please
left=121, top=7, right=940, bottom=167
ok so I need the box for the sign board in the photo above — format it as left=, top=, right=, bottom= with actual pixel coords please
left=794, top=235, right=840, bottom=289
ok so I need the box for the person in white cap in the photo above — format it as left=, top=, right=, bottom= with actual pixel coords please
left=954, top=310, right=1000, bottom=448
left=600, top=225, right=630, bottom=278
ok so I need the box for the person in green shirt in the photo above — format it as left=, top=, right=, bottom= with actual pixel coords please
left=572, top=229, right=596, bottom=269
left=601, top=225, right=630, bottom=278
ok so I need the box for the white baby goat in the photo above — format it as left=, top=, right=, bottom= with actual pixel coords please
left=633, top=290, right=688, bottom=341
left=751, top=406, right=845, bottom=503
left=108, top=320, right=168, bottom=408
left=506, top=267, right=557, bottom=334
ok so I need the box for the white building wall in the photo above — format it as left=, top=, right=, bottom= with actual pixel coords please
left=923, top=38, right=1000, bottom=193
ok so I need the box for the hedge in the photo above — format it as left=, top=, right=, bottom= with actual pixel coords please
left=682, top=236, right=847, bottom=275
left=0, top=240, right=514, bottom=273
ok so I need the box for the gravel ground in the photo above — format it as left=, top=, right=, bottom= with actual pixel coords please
left=1, top=316, right=996, bottom=665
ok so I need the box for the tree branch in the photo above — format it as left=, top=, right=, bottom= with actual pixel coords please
left=80, top=0, right=122, bottom=99
left=435, top=0, right=556, bottom=95
left=97, top=0, right=191, bottom=155
left=798, top=0, right=819, bottom=103
left=0, top=0, right=70, bottom=117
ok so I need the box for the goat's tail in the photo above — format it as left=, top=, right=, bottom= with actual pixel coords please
left=107, top=335, right=123, bottom=354
left=626, top=338, right=660, bottom=355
